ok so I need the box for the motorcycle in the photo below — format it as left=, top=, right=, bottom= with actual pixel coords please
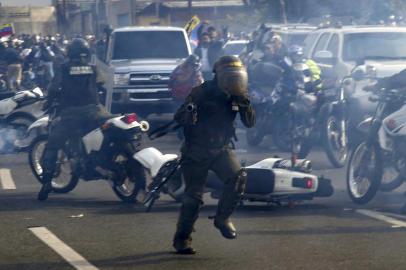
left=27, top=110, right=151, bottom=202
left=137, top=147, right=334, bottom=212
left=346, top=84, right=406, bottom=204
left=0, top=87, right=44, bottom=153
left=273, top=62, right=349, bottom=168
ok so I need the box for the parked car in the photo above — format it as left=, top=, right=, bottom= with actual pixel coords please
left=223, top=40, right=249, bottom=57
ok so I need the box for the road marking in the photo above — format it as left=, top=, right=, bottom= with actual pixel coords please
left=357, top=209, right=406, bottom=228
left=29, top=227, right=99, bottom=270
left=0, top=169, right=16, bottom=189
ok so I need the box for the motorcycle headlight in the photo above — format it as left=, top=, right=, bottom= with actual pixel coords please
left=342, top=77, right=355, bottom=95
left=114, top=73, right=130, bottom=86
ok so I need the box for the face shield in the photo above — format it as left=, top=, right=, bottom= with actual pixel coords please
left=215, top=57, right=248, bottom=97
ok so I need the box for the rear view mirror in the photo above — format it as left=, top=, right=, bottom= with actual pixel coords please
left=314, top=50, right=333, bottom=59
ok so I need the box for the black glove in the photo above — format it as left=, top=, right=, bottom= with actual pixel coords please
left=231, top=95, right=251, bottom=109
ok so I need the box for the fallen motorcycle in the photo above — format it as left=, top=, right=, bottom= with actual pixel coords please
left=136, top=147, right=334, bottom=212
left=27, top=111, right=151, bottom=202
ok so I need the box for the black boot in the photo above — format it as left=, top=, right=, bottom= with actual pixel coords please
left=214, top=170, right=246, bottom=240
left=173, top=196, right=202, bottom=255
left=37, top=173, right=53, bottom=201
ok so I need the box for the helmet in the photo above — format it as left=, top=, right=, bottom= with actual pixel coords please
left=288, top=45, right=303, bottom=63
left=213, top=55, right=248, bottom=97
left=66, top=38, right=90, bottom=60
left=288, top=45, right=303, bottom=56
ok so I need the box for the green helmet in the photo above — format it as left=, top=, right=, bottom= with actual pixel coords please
left=213, top=55, right=248, bottom=97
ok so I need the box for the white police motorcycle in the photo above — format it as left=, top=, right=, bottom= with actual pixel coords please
left=347, top=85, right=406, bottom=204
left=0, top=87, right=44, bottom=153
left=27, top=111, right=151, bottom=202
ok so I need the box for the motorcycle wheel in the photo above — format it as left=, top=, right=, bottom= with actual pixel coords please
left=346, top=141, right=382, bottom=204
left=112, top=154, right=150, bottom=203
left=3, top=115, right=36, bottom=152
left=246, top=127, right=264, bottom=147
left=28, top=135, right=79, bottom=193
left=322, top=114, right=348, bottom=168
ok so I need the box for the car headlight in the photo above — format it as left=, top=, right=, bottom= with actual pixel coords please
left=114, top=73, right=130, bottom=85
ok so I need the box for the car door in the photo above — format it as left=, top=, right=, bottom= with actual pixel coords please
left=322, top=33, right=340, bottom=88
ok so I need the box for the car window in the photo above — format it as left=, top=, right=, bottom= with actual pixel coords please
left=303, top=32, right=319, bottom=57
left=343, top=32, right=406, bottom=61
left=312, top=33, right=330, bottom=57
left=112, top=31, right=189, bottom=60
left=327, top=34, right=339, bottom=57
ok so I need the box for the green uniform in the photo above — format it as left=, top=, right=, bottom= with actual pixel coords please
left=173, top=80, right=255, bottom=252
left=41, top=61, right=112, bottom=184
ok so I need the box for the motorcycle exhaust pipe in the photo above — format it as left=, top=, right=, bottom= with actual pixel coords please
left=140, top=120, right=150, bottom=132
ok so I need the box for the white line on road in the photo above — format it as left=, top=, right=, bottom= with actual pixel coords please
left=357, top=209, right=406, bottom=228
left=29, top=227, right=99, bottom=270
left=0, top=169, right=16, bottom=190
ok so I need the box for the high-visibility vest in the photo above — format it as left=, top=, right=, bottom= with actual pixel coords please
left=306, top=59, right=322, bottom=89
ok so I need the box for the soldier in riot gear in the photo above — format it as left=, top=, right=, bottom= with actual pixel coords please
left=172, top=55, right=255, bottom=254
left=37, top=38, right=112, bottom=201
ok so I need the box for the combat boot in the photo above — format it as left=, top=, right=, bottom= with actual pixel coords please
left=214, top=196, right=238, bottom=239
left=173, top=196, right=202, bottom=255
left=37, top=173, right=53, bottom=201
left=214, top=170, right=247, bottom=239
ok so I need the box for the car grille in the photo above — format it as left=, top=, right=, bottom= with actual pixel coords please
left=129, top=91, right=172, bottom=100
left=129, top=73, right=171, bottom=87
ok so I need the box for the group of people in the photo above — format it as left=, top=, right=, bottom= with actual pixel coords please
left=0, top=34, right=68, bottom=92
left=23, top=22, right=254, bottom=256
left=0, top=33, right=107, bottom=93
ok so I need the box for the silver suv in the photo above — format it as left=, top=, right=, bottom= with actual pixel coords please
left=303, top=26, right=406, bottom=86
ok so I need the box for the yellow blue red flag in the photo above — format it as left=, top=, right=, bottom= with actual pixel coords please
left=0, top=23, right=13, bottom=38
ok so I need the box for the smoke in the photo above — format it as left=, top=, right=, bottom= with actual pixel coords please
left=0, top=124, right=21, bottom=153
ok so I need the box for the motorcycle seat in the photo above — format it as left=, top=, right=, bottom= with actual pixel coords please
left=245, top=168, right=275, bottom=194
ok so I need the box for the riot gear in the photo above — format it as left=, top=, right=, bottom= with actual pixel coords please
left=66, top=38, right=90, bottom=62
left=214, top=55, right=248, bottom=97
left=172, top=75, right=255, bottom=254
left=38, top=39, right=110, bottom=201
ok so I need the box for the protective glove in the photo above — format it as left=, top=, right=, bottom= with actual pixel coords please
left=231, top=95, right=251, bottom=110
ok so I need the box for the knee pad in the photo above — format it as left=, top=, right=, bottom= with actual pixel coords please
left=225, top=169, right=247, bottom=195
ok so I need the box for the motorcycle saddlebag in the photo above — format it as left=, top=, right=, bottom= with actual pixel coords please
left=206, top=168, right=275, bottom=195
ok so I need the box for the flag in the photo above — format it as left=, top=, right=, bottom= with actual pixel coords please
left=184, top=15, right=200, bottom=35
left=0, top=23, right=13, bottom=38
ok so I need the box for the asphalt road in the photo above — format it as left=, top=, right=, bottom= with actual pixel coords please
left=1, top=132, right=406, bottom=270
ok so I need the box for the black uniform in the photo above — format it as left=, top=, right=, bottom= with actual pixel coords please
left=173, top=79, right=255, bottom=253
left=39, top=60, right=111, bottom=199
